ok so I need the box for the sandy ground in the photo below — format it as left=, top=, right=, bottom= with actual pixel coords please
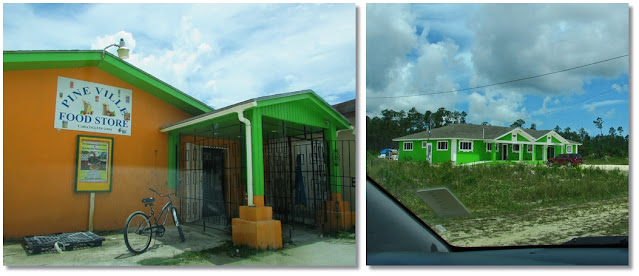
left=439, top=198, right=629, bottom=247
left=581, top=164, right=629, bottom=171
left=3, top=224, right=356, bottom=267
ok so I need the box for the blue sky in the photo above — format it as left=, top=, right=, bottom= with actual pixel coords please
left=366, top=3, right=629, bottom=137
left=3, top=3, right=356, bottom=109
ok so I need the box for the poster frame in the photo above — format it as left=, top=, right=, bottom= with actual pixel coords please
left=74, top=135, right=114, bottom=193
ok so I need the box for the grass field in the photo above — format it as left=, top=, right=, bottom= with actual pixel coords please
left=366, top=154, right=629, bottom=246
left=584, top=156, right=629, bottom=165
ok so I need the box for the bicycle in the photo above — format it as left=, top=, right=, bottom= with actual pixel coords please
left=123, top=188, right=185, bottom=254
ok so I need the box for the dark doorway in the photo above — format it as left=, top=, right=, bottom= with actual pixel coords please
left=502, top=144, right=508, bottom=160
left=202, top=148, right=227, bottom=224
left=547, top=146, right=555, bottom=159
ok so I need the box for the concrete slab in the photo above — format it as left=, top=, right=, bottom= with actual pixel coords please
left=224, top=239, right=356, bottom=266
left=3, top=224, right=356, bottom=267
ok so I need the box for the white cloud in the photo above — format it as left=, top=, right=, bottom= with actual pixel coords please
left=467, top=90, right=529, bottom=126
left=366, top=5, right=469, bottom=117
left=583, top=100, right=625, bottom=112
left=469, top=4, right=628, bottom=97
left=91, top=31, right=137, bottom=53
left=4, top=3, right=355, bottom=109
left=604, top=108, right=616, bottom=118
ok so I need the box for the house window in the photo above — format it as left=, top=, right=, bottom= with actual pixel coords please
left=527, top=144, right=533, bottom=152
left=513, top=144, right=520, bottom=153
left=422, top=141, right=428, bottom=148
left=437, top=141, right=448, bottom=151
left=403, top=142, right=413, bottom=151
left=486, top=143, right=492, bottom=152
left=566, top=145, right=573, bottom=153
left=459, top=141, right=473, bottom=152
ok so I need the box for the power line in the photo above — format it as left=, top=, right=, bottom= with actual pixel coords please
left=368, top=54, right=629, bottom=99
left=530, top=83, right=628, bottom=118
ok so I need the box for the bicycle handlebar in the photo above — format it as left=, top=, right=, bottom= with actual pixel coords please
left=149, top=188, right=175, bottom=198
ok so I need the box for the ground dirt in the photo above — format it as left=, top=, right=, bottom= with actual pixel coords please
left=3, top=224, right=356, bottom=267
left=438, top=197, right=629, bottom=247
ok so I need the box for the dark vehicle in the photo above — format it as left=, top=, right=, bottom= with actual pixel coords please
left=547, top=153, right=583, bottom=166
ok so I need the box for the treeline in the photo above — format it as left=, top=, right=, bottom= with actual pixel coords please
left=366, top=107, right=628, bottom=159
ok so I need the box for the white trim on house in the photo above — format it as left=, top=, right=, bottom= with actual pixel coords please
left=544, top=131, right=574, bottom=145
left=451, top=139, right=457, bottom=163
left=527, top=144, right=533, bottom=153
left=426, top=143, right=433, bottom=164
left=513, top=144, right=520, bottom=153
left=437, top=141, right=449, bottom=151
left=403, top=141, right=414, bottom=151
left=566, top=145, right=573, bottom=153
left=459, top=141, right=473, bottom=152
left=486, top=143, right=492, bottom=152
left=494, top=127, right=537, bottom=143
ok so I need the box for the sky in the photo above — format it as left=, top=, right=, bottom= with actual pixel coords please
left=2, top=3, right=356, bottom=109
left=366, top=3, right=629, bottom=136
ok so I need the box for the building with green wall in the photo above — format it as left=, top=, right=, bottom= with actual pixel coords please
left=393, top=124, right=581, bottom=165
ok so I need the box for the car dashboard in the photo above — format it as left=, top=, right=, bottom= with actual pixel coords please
left=366, top=176, right=628, bottom=266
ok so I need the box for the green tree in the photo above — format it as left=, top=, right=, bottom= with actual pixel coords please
left=432, top=107, right=447, bottom=128
left=510, top=119, right=525, bottom=128
left=424, top=110, right=433, bottom=130
left=578, top=127, right=590, bottom=142
left=554, top=125, right=562, bottom=133
left=530, top=123, right=536, bottom=130
left=593, top=117, right=603, bottom=135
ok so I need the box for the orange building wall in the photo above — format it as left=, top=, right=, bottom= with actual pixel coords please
left=3, top=67, right=194, bottom=238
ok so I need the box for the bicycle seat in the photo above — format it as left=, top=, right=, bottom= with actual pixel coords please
left=142, top=197, right=155, bottom=205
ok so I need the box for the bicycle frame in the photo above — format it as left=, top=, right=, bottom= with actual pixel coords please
left=145, top=189, right=178, bottom=234
left=149, top=199, right=174, bottom=228
left=124, top=188, right=184, bottom=254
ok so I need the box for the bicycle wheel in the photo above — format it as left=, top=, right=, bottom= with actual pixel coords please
left=171, top=207, right=185, bottom=242
left=124, top=211, right=152, bottom=254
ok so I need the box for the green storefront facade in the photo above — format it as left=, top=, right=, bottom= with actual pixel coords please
left=394, top=124, right=581, bottom=165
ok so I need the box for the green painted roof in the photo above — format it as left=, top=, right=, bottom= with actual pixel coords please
left=3, top=50, right=212, bottom=116
left=161, top=90, right=352, bottom=132
left=393, top=123, right=571, bottom=142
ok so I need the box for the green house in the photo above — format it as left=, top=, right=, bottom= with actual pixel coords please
left=393, top=124, right=582, bottom=165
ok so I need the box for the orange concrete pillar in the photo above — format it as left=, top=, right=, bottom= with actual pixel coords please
left=317, top=193, right=355, bottom=232
left=232, top=195, right=282, bottom=249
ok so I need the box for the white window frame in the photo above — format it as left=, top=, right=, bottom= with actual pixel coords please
left=403, top=142, right=413, bottom=151
left=486, top=143, right=492, bottom=152
left=566, top=145, right=573, bottom=153
left=422, top=141, right=429, bottom=148
left=436, top=141, right=448, bottom=151
left=513, top=144, right=520, bottom=153
left=459, top=141, right=473, bottom=152
left=527, top=144, right=533, bottom=153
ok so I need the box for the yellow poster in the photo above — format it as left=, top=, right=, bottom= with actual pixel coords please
left=75, top=136, right=113, bottom=192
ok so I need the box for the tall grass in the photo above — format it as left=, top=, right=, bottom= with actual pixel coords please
left=367, top=153, right=629, bottom=220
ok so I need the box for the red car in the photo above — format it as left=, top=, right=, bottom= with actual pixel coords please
left=547, top=153, right=583, bottom=166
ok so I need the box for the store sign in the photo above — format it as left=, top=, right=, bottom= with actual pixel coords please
left=75, top=135, right=113, bottom=193
left=55, top=76, right=132, bottom=136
